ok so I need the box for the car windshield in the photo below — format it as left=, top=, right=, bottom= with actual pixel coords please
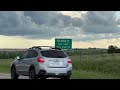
left=41, top=50, right=67, bottom=58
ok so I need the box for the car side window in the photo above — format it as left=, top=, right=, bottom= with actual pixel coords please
left=32, top=50, right=38, bottom=57
left=27, top=50, right=38, bottom=58
left=21, top=51, right=28, bottom=59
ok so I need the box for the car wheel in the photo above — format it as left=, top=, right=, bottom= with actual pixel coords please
left=29, top=68, right=37, bottom=79
left=11, top=66, right=19, bottom=79
left=40, top=76, right=47, bottom=79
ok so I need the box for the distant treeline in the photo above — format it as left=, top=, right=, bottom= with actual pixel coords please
left=0, top=45, right=119, bottom=59
left=0, top=49, right=108, bottom=59
left=65, top=49, right=107, bottom=56
left=107, top=45, right=120, bottom=54
left=0, top=51, right=24, bottom=59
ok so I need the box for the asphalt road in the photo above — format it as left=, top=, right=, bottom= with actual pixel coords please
left=0, top=73, right=29, bottom=79
left=0, top=73, right=59, bottom=79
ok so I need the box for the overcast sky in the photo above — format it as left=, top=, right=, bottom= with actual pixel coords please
left=0, top=11, right=120, bottom=48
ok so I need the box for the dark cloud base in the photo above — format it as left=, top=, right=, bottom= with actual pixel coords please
left=0, top=11, right=120, bottom=41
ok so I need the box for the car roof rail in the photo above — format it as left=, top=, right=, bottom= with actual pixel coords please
left=29, top=46, right=61, bottom=50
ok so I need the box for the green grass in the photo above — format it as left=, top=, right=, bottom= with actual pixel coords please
left=70, top=54, right=120, bottom=79
left=71, top=70, right=120, bottom=79
left=0, top=59, right=13, bottom=73
left=1, top=54, right=120, bottom=79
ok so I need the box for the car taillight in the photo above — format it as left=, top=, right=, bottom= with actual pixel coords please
left=67, top=59, right=72, bottom=64
left=37, top=57, right=44, bottom=63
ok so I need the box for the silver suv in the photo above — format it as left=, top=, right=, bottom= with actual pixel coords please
left=10, top=46, right=72, bottom=79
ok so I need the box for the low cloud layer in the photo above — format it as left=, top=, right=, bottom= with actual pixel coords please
left=0, top=11, right=120, bottom=41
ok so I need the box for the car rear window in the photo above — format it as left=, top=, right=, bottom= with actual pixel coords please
left=41, top=50, right=67, bottom=58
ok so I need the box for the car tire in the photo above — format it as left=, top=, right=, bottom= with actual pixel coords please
left=29, top=67, right=37, bottom=79
left=40, top=76, right=47, bottom=79
left=11, top=66, right=19, bottom=79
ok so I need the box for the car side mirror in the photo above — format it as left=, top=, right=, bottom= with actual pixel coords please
left=16, top=56, right=20, bottom=60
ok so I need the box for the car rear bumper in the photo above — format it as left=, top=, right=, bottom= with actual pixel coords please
left=38, top=70, right=72, bottom=78
left=37, top=63, right=72, bottom=77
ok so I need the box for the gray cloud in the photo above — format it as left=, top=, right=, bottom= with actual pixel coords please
left=0, top=11, right=120, bottom=41
left=24, top=11, right=59, bottom=26
left=83, top=11, right=116, bottom=25
left=82, top=25, right=120, bottom=34
left=82, top=11, right=120, bottom=34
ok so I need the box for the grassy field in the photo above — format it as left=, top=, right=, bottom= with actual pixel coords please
left=0, top=59, right=13, bottom=73
left=0, top=54, right=120, bottom=79
left=70, top=54, right=120, bottom=79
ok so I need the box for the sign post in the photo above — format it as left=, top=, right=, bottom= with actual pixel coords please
left=55, top=38, right=72, bottom=50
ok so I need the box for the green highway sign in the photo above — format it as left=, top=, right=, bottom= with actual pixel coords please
left=55, top=38, right=72, bottom=49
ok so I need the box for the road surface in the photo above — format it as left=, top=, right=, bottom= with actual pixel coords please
left=0, top=73, right=59, bottom=79
left=0, top=73, right=29, bottom=79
